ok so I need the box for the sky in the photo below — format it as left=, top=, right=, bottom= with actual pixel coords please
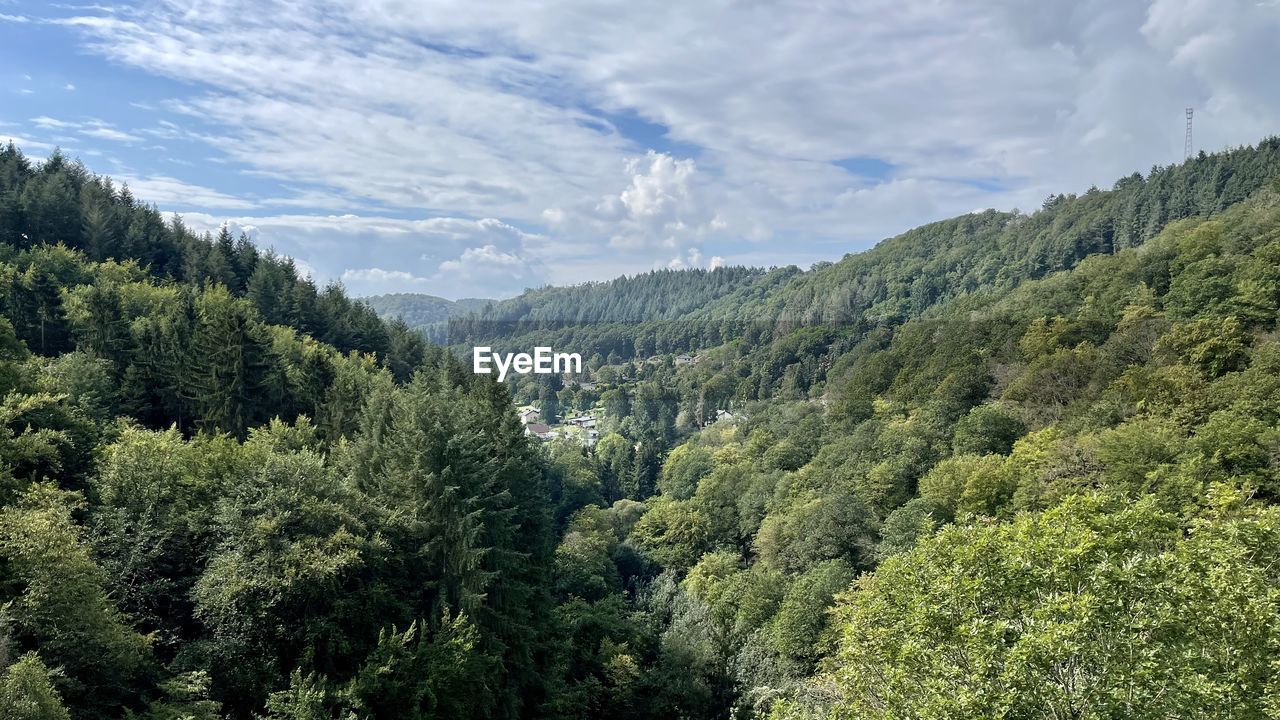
left=2, top=0, right=1279, bottom=300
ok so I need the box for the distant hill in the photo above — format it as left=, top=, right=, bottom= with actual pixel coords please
left=362, top=293, right=492, bottom=326
left=451, top=138, right=1280, bottom=361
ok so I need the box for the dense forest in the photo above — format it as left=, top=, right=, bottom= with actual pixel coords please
left=363, top=293, right=492, bottom=343
left=4, top=136, right=1280, bottom=720
left=448, top=139, right=1280, bottom=364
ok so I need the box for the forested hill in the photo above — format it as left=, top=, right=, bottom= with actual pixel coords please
left=0, top=142, right=562, bottom=719
left=458, top=265, right=781, bottom=325
left=448, top=138, right=1280, bottom=361
left=694, top=138, right=1280, bottom=326
left=7, top=134, right=1280, bottom=720
left=363, top=292, right=492, bottom=327
left=0, top=144, right=426, bottom=372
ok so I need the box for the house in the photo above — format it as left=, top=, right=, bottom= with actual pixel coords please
left=524, top=422, right=553, bottom=439
left=518, top=407, right=541, bottom=424
left=576, top=381, right=598, bottom=392
left=674, top=354, right=694, bottom=366
left=706, top=409, right=741, bottom=425
left=567, top=414, right=597, bottom=429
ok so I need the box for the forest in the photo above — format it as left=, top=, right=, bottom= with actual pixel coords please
left=4, top=136, right=1280, bottom=719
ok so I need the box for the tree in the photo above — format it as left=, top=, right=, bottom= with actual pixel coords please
left=0, top=483, right=151, bottom=718
left=754, top=480, right=876, bottom=574
left=0, top=653, right=72, bottom=720
left=785, top=492, right=1280, bottom=720
left=767, top=560, right=854, bottom=669
left=191, top=429, right=374, bottom=716
left=187, top=285, right=274, bottom=435
left=539, top=383, right=561, bottom=425
left=342, top=614, right=491, bottom=720
left=659, top=443, right=715, bottom=501
left=629, top=497, right=712, bottom=571
left=950, top=404, right=1024, bottom=456
left=1155, top=316, right=1252, bottom=378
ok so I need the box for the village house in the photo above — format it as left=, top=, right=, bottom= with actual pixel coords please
left=524, top=422, right=553, bottom=440
left=674, top=354, right=693, bottom=366
left=705, top=409, right=742, bottom=426
left=518, top=407, right=541, bottom=424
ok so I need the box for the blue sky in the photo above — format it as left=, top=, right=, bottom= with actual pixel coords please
left=3, top=0, right=1278, bottom=299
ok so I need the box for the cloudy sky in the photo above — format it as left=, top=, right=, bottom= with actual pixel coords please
left=2, top=0, right=1278, bottom=299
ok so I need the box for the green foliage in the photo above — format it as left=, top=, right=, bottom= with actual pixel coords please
left=7, top=139, right=1280, bottom=720
left=658, top=443, right=715, bottom=500
left=1155, top=316, right=1252, bottom=377
left=754, top=480, right=876, bottom=574
left=342, top=614, right=490, bottom=720
left=0, top=483, right=151, bottom=718
left=260, top=671, right=342, bottom=720
left=917, top=454, right=1011, bottom=518
left=133, top=671, right=223, bottom=720
left=950, top=404, right=1024, bottom=456
left=629, top=498, right=712, bottom=572
left=0, top=652, right=71, bottom=720
left=875, top=498, right=942, bottom=559
left=788, top=493, right=1280, bottom=720
left=767, top=561, right=854, bottom=669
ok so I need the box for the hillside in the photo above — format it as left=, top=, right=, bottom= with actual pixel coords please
left=362, top=292, right=492, bottom=326
left=4, top=138, right=1280, bottom=720
left=452, top=139, right=1280, bottom=364
left=0, top=143, right=557, bottom=720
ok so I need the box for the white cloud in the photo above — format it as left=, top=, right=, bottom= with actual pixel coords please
left=341, top=249, right=543, bottom=298
left=433, top=244, right=545, bottom=297
left=543, top=150, right=732, bottom=274
left=438, top=244, right=525, bottom=273
left=340, top=267, right=433, bottom=294
left=31, top=116, right=76, bottom=129
left=13, top=0, right=1279, bottom=295
left=665, top=247, right=718, bottom=271
left=118, top=175, right=258, bottom=210
left=81, top=126, right=142, bottom=143
left=29, top=116, right=144, bottom=144
left=172, top=211, right=550, bottom=298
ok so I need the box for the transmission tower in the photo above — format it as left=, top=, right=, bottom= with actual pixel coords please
left=1184, top=107, right=1194, bottom=159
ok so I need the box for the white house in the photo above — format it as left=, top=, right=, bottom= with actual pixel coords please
left=518, top=407, right=541, bottom=424
left=524, top=422, right=553, bottom=440
left=707, top=409, right=741, bottom=425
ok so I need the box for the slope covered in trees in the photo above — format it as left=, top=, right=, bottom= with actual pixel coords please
left=445, top=139, right=1280, bottom=365
left=4, top=137, right=1280, bottom=720
left=363, top=293, right=491, bottom=327
left=0, top=144, right=559, bottom=719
